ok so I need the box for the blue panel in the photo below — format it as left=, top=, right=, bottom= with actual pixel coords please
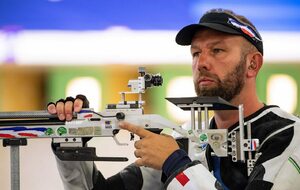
left=0, top=0, right=299, bottom=31
left=0, top=0, right=190, bottom=30
left=191, top=0, right=300, bottom=31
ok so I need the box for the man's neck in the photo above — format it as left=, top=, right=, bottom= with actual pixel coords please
left=213, top=95, right=264, bottom=129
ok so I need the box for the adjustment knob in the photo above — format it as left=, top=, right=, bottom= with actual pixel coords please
left=116, top=112, right=125, bottom=120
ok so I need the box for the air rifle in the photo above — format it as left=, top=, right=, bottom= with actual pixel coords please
left=0, top=67, right=184, bottom=162
left=0, top=67, right=259, bottom=175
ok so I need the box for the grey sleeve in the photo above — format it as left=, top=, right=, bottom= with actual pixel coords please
left=53, top=137, right=188, bottom=190
left=53, top=138, right=187, bottom=190
left=140, top=166, right=164, bottom=190
left=55, top=156, right=95, bottom=190
left=55, top=157, right=165, bottom=190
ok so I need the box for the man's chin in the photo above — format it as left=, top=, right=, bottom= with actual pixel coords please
left=197, top=92, right=217, bottom=97
left=197, top=88, right=219, bottom=96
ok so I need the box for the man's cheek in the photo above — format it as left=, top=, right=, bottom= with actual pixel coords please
left=192, top=75, right=198, bottom=85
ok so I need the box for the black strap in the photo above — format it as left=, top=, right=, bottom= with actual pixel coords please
left=76, top=94, right=90, bottom=108
left=55, top=98, right=65, bottom=105
left=65, top=96, right=75, bottom=102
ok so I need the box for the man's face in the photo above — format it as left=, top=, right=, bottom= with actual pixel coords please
left=191, top=29, right=247, bottom=101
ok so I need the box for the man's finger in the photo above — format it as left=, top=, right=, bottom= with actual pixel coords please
left=56, top=102, right=65, bottom=120
left=65, top=101, right=74, bottom=121
left=135, top=158, right=144, bottom=167
left=134, top=149, right=143, bottom=158
left=47, top=103, right=57, bottom=114
left=119, top=122, right=152, bottom=138
left=134, top=140, right=143, bottom=149
left=73, top=98, right=83, bottom=112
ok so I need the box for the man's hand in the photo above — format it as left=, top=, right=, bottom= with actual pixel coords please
left=119, top=121, right=180, bottom=170
left=47, top=95, right=89, bottom=121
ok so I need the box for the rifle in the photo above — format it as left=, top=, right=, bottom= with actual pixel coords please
left=0, top=67, right=185, bottom=162
left=1, top=67, right=259, bottom=190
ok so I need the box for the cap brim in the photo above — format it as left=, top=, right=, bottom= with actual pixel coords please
left=175, top=23, right=240, bottom=45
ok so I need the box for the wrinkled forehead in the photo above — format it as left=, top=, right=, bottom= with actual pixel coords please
left=191, top=28, right=245, bottom=46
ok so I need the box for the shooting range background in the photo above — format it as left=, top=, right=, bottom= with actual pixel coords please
left=0, top=0, right=300, bottom=189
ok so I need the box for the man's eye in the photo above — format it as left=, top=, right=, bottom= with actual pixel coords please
left=212, top=48, right=223, bottom=54
left=192, top=52, right=200, bottom=57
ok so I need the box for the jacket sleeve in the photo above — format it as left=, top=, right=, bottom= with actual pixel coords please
left=55, top=157, right=95, bottom=190
left=164, top=160, right=220, bottom=190
left=55, top=155, right=165, bottom=190
left=246, top=123, right=300, bottom=190
left=53, top=138, right=187, bottom=190
left=271, top=143, right=300, bottom=190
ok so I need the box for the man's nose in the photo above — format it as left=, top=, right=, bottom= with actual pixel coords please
left=196, top=53, right=211, bottom=71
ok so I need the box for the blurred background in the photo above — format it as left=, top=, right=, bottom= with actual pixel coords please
left=0, top=0, right=299, bottom=189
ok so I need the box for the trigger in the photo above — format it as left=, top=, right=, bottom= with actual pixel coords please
left=130, top=133, right=134, bottom=141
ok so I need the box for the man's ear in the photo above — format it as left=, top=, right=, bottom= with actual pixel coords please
left=246, top=52, right=263, bottom=78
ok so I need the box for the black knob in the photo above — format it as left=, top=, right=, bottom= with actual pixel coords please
left=116, top=112, right=125, bottom=120
left=113, top=129, right=120, bottom=135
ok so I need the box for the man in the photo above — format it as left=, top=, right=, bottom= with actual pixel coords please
left=48, top=9, right=300, bottom=190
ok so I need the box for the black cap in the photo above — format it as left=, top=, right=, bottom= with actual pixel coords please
left=176, top=9, right=263, bottom=55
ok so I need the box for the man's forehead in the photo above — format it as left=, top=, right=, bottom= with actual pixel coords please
left=190, top=40, right=224, bottom=50
left=191, top=29, right=243, bottom=46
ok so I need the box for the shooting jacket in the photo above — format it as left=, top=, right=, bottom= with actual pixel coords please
left=54, top=105, right=300, bottom=190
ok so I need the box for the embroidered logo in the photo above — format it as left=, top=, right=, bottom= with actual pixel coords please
left=227, top=18, right=261, bottom=41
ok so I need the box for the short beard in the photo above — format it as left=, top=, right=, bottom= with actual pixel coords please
left=194, top=55, right=247, bottom=102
